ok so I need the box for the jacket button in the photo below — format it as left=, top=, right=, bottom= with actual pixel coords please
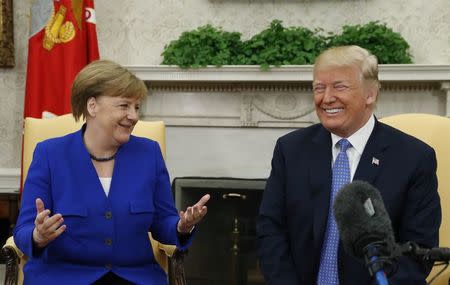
left=105, top=211, right=112, bottom=219
left=105, top=238, right=112, bottom=246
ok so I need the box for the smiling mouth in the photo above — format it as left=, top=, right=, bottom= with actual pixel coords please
left=119, top=123, right=134, bottom=129
left=324, top=108, right=344, bottom=114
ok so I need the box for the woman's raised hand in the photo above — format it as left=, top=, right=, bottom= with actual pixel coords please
left=177, top=194, right=210, bottom=234
left=32, top=198, right=66, bottom=248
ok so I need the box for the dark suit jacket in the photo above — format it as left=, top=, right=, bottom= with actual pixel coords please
left=14, top=128, right=191, bottom=285
left=257, top=119, right=441, bottom=285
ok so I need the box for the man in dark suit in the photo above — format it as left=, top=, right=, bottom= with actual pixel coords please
left=257, top=45, right=441, bottom=285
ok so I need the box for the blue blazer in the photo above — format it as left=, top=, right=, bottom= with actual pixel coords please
left=14, top=128, right=191, bottom=285
left=257, top=119, right=441, bottom=285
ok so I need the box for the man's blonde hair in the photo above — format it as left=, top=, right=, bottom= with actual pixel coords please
left=71, top=60, right=148, bottom=121
left=314, top=45, right=380, bottom=91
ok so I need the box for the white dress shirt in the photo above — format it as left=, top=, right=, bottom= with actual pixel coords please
left=330, top=115, right=375, bottom=181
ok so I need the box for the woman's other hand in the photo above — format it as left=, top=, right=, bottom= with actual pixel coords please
left=177, top=194, right=210, bottom=234
left=32, top=198, right=66, bottom=248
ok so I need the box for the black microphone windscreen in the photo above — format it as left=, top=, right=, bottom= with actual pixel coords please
left=333, top=180, right=396, bottom=258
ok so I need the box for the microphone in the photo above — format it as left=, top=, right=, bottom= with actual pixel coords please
left=333, top=180, right=396, bottom=285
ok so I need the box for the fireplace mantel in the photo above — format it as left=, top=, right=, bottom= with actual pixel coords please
left=128, top=64, right=450, bottom=82
left=1, top=65, right=449, bottom=191
left=126, top=65, right=450, bottom=128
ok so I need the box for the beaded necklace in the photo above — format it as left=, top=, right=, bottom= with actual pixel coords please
left=89, top=152, right=117, bottom=162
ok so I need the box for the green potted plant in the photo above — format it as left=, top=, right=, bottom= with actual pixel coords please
left=161, top=20, right=413, bottom=68
left=327, top=21, right=412, bottom=64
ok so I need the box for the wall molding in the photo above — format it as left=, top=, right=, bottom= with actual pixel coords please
left=127, top=64, right=450, bottom=83
left=131, top=65, right=450, bottom=127
left=129, top=64, right=450, bottom=93
left=0, top=168, right=20, bottom=194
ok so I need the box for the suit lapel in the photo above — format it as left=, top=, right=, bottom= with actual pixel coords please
left=310, top=120, right=390, bottom=259
left=72, top=127, right=110, bottom=203
left=311, top=127, right=333, bottom=255
left=353, top=119, right=389, bottom=184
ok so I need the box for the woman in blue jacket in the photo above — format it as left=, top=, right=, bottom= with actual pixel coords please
left=14, top=60, right=210, bottom=285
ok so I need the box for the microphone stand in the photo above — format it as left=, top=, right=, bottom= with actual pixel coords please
left=397, top=241, right=450, bottom=262
left=363, top=242, right=390, bottom=285
left=395, top=242, right=450, bottom=285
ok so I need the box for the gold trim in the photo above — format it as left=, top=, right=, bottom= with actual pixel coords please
left=43, top=5, right=76, bottom=51
left=0, top=0, right=14, bottom=67
left=59, top=21, right=75, bottom=43
left=72, top=0, right=83, bottom=30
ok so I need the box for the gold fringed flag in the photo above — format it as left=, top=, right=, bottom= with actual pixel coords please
left=24, top=0, right=99, bottom=118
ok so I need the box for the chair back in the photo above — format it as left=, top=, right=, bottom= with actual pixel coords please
left=21, top=114, right=169, bottom=272
left=380, top=113, right=450, bottom=285
left=22, top=114, right=166, bottom=187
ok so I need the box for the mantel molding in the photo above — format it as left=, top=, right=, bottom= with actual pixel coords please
left=134, top=65, right=450, bottom=127
left=127, top=64, right=450, bottom=83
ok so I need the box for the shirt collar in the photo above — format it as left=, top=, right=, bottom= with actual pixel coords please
left=331, top=114, right=375, bottom=155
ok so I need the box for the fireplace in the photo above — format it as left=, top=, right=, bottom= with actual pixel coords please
left=172, top=177, right=266, bottom=285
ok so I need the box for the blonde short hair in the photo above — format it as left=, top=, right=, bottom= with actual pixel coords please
left=314, top=45, right=380, bottom=91
left=71, top=60, right=148, bottom=121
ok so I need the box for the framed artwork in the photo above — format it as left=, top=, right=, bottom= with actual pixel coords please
left=0, top=0, right=14, bottom=67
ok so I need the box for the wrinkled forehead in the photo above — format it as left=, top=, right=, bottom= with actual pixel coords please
left=313, top=64, right=363, bottom=83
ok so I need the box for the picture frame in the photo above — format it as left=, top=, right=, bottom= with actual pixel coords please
left=0, top=0, right=14, bottom=67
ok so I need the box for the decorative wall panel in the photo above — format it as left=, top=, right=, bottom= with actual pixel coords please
left=0, top=0, right=448, bottom=171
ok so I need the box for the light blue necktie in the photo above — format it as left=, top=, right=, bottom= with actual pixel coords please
left=317, top=139, right=352, bottom=285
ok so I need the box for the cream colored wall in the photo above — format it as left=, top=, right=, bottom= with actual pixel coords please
left=97, top=0, right=450, bottom=65
left=0, top=0, right=449, bottom=168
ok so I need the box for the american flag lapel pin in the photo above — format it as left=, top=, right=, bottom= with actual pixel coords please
left=372, top=157, right=380, bottom=166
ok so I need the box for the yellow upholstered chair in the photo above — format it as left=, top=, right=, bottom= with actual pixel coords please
left=2, top=114, right=186, bottom=285
left=380, top=113, right=450, bottom=285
